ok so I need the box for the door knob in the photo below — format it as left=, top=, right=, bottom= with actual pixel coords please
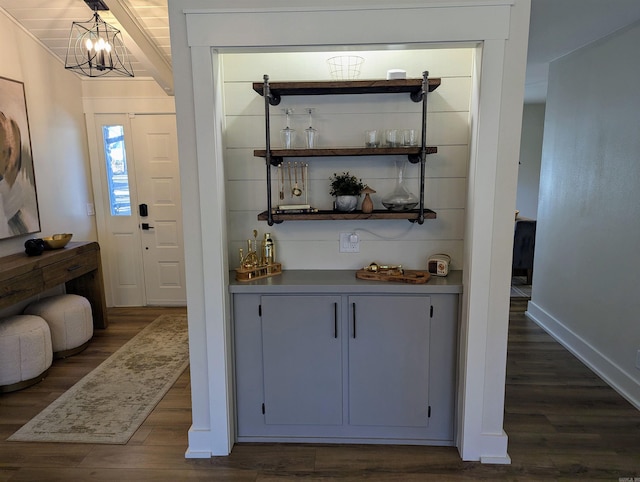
left=141, top=223, right=154, bottom=230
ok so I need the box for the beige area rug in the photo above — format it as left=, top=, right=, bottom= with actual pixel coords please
left=8, top=314, right=189, bottom=444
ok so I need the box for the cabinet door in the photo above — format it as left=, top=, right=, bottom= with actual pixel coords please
left=348, top=295, right=430, bottom=427
left=261, top=295, right=342, bottom=426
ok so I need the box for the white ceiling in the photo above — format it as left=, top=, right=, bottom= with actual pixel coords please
left=1, top=1, right=640, bottom=101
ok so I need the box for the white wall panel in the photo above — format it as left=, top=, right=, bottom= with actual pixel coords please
left=222, top=50, right=475, bottom=83
left=223, top=48, right=471, bottom=271
left=225, top=112, right=468, bottom=149
left=225, top=145, right=470, bottom=181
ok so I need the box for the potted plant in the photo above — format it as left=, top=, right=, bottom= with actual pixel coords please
left=329, top=172, right=365, bottom=212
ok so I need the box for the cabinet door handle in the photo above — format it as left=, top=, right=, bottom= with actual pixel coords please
left=352, top=302, right=356, bottom=338
left=333, top=302, right=338, bottom=338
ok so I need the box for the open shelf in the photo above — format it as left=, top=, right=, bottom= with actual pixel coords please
left=252, top=78, right=441, bottom=99
left=258, top=209, right=437, bottom=222
left=254, top=146, right=438, bottom=161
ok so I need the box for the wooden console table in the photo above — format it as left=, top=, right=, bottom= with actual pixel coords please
left=0, top=241, right=108, bottom=328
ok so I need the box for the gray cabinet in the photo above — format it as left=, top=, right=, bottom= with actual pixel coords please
left=348, top=295, right=430, bottom=427
left=232, top=281, right=459, bottom=446
left=261, top=295, right=342, bottom=426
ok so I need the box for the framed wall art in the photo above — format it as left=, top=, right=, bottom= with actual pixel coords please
left=0, top=76, right=40, bottom=239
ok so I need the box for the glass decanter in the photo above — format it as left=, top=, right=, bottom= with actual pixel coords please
left=381, top=159, right=418, bottom=211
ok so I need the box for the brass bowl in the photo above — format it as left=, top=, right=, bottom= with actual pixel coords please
left=43, top=233, right=73, bottom=250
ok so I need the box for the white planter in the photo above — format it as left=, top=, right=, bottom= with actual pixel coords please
left=334, top=195, right=358, bottom=212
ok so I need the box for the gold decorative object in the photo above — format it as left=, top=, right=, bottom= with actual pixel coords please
left=42, top=233, right=73, bottom=249
left=235, top=230, right=282, bottom=282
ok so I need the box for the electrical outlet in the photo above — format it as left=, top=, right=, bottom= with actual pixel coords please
left=86, top=203, right=95, bottom=216
left=339, top=232, right=360, bottom=253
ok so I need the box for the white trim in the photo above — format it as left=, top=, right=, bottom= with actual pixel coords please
left=481, top=455, right=512, bottom=465
left=183, top=0, right=515, bottom=14
left=186, top=6, right=511, bottom=48
left=185, top=428, right=214, bottom=458
left=526, top=302, right=640, bottom=410
left=82, top=97, right=176, bottom=115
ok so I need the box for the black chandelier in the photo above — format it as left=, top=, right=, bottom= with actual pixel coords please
left=65, top=0, right=134, bottom=77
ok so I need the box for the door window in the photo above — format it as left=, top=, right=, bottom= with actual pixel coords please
left=102, top=125, right=131, bottom=216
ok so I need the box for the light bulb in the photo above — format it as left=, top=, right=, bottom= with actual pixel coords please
left=96, top=38, right=106, bottom=51
left=105, top=43, right=112, bottom=53
left=85, top=39, right=93, bottom=51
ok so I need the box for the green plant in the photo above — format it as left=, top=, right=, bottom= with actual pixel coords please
left=329, top=172, right=365, bottom=196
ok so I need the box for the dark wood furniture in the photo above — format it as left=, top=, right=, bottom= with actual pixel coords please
left=0, top=241, right=108, bottom=328
left=512, top=219, right=537, bottom=285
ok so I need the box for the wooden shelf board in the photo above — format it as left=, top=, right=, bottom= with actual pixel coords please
left=252, top=78, right=441, bottom=96
left=254, top=147, right=437, bottom=158
left=257, top=209, right=437, bottom=222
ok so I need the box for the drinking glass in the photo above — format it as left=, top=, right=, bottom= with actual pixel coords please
left=280, top=108, right=296, bottom=148
left=403, top=129, right=417, bottom=146
left=365, top=130, right=380, bottom=148
left=385, top=129, right=399, bottom=147
left=304, top=108, right=318, bottom=148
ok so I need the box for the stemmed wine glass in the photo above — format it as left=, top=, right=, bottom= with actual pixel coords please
left=304, top=108, right=318, bottom=149
left=280, top=108, right=296, bottom=149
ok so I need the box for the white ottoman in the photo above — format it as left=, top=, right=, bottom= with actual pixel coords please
left=0, top=315, right=53, bottom=393
left=24, top=294, right=93, bottom=359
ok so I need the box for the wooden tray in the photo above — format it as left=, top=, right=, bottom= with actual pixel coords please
left=355, top=269, right=430, bottom=284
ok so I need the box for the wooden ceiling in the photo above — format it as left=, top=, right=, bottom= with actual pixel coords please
left=0, top=0, right=172, bottom=92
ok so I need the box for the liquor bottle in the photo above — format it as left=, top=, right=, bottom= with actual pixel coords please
left=261, top=233, right=275, bottom=265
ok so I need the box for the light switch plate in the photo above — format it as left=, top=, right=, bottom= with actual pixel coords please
left=340, top=232, right=359, bottom=253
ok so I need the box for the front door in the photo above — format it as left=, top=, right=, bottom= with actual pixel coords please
left=131, top=114, right=186, bottom=305
left=94, top=113, right=186, bottom=306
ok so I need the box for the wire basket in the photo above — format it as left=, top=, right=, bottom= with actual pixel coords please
left=327, top=55, right=364, bottom=80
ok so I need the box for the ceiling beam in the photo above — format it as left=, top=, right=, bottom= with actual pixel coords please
left=104, top=0, right=174, bottom=95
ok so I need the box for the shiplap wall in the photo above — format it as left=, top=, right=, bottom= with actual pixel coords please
left=223, top=49, right=472, bottom=270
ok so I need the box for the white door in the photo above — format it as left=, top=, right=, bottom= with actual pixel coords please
left=130, top=114, right=186, bottom=305
left=94, top=113, right=186, bottom=306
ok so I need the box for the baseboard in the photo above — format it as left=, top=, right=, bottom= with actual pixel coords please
left=184, top=447, right=212, bottom=459
left=526, top=301, right=640, bottom=410
left=458, top=430, right=510, bottom=463
left=185, top=426, right=213, bottom=458
left=480, top=455, right=512, bottom=465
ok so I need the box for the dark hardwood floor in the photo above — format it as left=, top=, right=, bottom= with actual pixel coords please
left=1, top=300, right=639, bottom=481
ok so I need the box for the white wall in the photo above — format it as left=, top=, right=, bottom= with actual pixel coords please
left=223, top=50, right=471, bottom=270
left=527, top=21, right=640, bottom=408
left=516, top=103, right=544, bottom=219
left=0, top=10, right=96, bottom=260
